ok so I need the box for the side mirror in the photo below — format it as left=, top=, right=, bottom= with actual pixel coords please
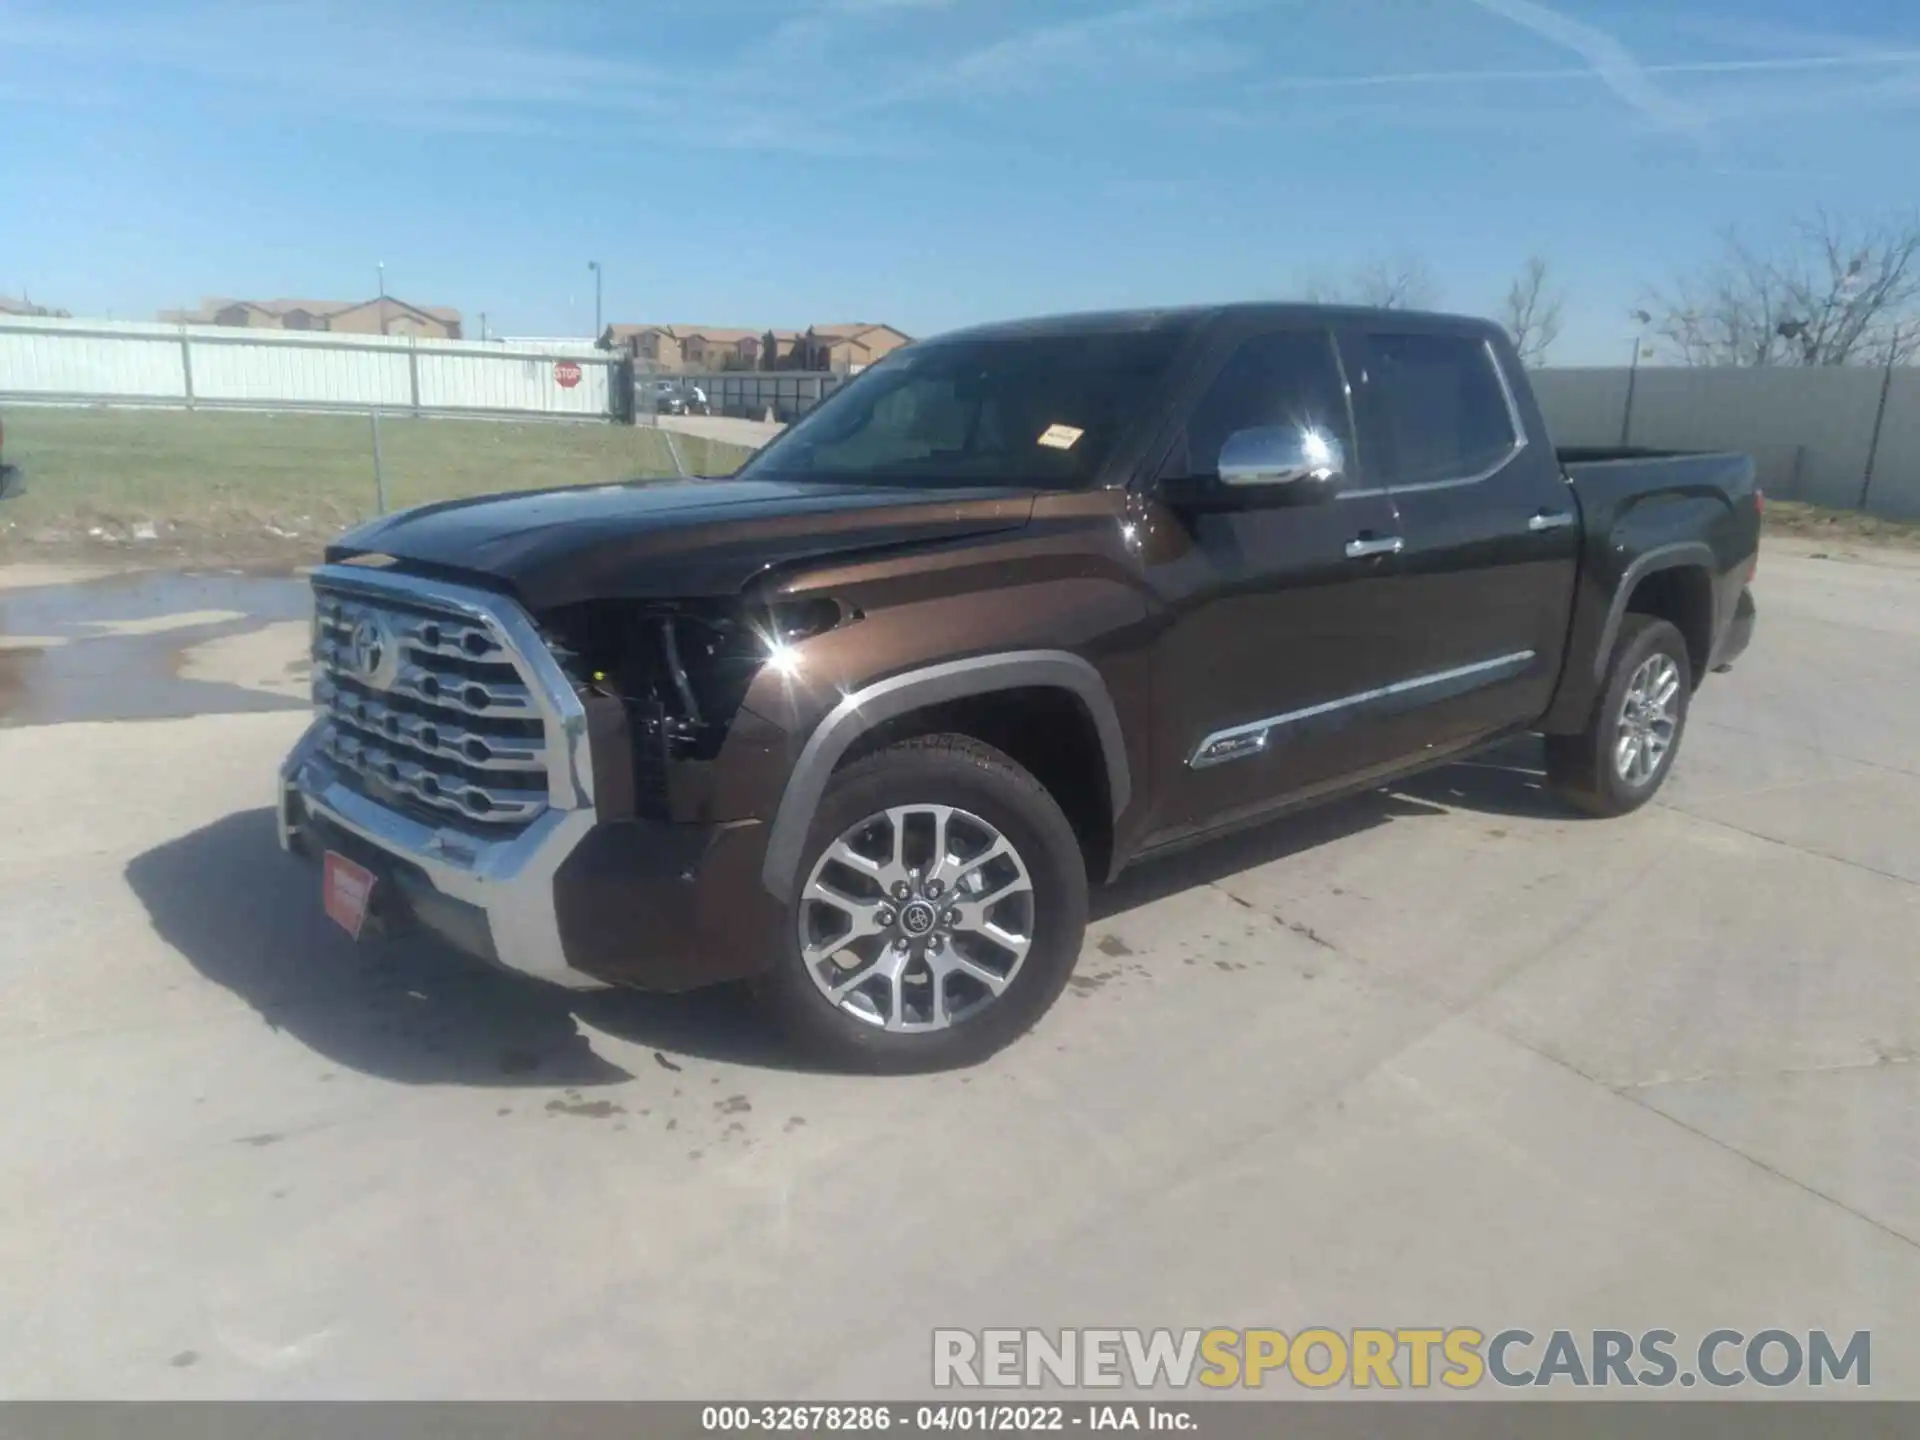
left=1160, top=425, right=1348, bottom=512
left=1218, top=425, right=1347, bottom=493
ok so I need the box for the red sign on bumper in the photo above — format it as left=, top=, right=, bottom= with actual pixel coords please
left=322, top=851, right=377, bottom=939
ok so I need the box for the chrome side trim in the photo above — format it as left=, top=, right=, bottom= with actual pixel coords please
left=1344, top=535, right=1404, bottom=559
left=1188, top=650, right=1536, bottom=769
left=759, top=650, right=1131, bottom=898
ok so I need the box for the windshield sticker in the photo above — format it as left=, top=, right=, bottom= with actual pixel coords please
left=1037, top=424, right=1085, bottom=451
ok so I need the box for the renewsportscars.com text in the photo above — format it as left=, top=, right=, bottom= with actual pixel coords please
left=932, top=1328, right=1870, bottom=1391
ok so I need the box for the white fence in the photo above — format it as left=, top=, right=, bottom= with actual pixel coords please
left=0, top=315, right=620, bottom=422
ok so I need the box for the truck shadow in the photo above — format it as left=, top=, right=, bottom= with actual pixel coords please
left=1095, top=735, right=1563, bottom=918
left=123, top=808, right=798, bottom=1086
left=125, top=738, right=1565, bottom=1084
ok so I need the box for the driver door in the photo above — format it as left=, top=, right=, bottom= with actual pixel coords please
left=1134, top=323, right=1419, bottom=846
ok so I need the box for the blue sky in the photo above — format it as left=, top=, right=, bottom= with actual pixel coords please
left=3, top=0, right=1919, bottom=362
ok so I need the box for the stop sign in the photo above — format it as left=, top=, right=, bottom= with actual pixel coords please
left=554, top=360, right=582, bottom=388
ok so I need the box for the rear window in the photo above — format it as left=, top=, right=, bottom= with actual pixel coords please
left=741, top=330, right=1188, bottom=488
left=1352, top=332, right=1519, bottom=488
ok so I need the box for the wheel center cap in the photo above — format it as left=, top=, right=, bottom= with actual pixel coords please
left=899, top=900, right=938, bottom=937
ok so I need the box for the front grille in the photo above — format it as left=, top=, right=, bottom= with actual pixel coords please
left=311, top=582, right=553, bottom=832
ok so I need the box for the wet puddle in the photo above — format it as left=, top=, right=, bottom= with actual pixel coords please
left=0, top=568, right=316, bottom=726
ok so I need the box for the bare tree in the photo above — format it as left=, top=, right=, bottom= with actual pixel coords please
left=1305, top=254, right=1440, bottom=310
left=1501, top=256, right=1564, bottom=367
left=1645, top=212, right=1920, bottom=367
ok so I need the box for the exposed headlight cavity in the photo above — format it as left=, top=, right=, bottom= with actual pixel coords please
left=540, top=595, right=851, bottom=762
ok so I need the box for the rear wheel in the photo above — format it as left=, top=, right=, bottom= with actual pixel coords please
left=1545, top=614, right=1691, bottom=817
left=757, top=734, right=1088, bottom=1072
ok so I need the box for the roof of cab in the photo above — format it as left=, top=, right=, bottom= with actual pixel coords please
left=928, top=302, right=1504, bottom=346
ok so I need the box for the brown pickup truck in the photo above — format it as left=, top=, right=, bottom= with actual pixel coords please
left=280, top=303, right=1759, bottom=1070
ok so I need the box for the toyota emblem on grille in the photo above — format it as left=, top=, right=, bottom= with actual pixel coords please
left=346, top=613, right=399, bottom=691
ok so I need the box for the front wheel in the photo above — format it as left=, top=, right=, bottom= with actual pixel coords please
left=1544, top=614, right=1692, bottom=817
left=756, top=734, right=1088, bottom=1073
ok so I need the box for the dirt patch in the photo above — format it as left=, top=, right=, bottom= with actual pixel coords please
left=1766, top=502, right=1920, bottom=552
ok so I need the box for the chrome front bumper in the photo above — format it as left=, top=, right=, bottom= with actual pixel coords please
left=278, top=561, right=611, bottom=991
left=277, top=722, right=608, bottom=989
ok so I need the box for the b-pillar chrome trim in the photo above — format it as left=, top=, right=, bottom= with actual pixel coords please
left=1189, top=650, right=1537, bottom=769
left=277, top=563, right=607, bottom=990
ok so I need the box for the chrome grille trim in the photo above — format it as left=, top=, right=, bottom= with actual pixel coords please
left=307, top=564, right=594, bottom=827
left=314, top=676, right=545, bottom=771
left=316, top=725, right=549, bottom=826
left=312, top=637, right=540, bottom=720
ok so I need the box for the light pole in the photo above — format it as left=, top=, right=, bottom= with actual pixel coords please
left=588, top=260, right=602, bottom=342
left=1861, top=319, right=1909, bottom=513
left=1621, top=309, right=1653, bottom=447
left=370, top=261, right=388, bottom=513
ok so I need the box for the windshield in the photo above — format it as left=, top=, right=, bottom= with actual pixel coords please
left=740, top=329, right=1186, bottom=487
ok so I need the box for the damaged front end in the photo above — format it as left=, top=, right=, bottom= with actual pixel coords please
left=537, top=594, right=851, bottom=823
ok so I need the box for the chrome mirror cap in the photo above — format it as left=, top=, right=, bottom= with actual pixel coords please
left=1217, top=425, right=1347, bottom=491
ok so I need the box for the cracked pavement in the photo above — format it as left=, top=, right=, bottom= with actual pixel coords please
left=2, top=539, right=1918, bottom=1397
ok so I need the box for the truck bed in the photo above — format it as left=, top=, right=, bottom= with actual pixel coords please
left=1556, top=445, right=1706, bottom=465
left=1559, top=448, right=1757, bottom=513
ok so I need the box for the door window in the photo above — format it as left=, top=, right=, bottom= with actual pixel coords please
left=1350, top=332, right=1519, bottom=488
left=1158, top=329, right=1352, bottom=480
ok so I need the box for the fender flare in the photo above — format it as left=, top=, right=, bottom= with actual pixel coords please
left=1591, top=542, right=1718, bottom=682
left=758, top=650, right=1131, bottom=898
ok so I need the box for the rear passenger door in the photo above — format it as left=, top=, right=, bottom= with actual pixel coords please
left=1338, top=326, right=1578, bottom=753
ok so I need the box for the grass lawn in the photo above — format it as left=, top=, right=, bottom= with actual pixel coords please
left=0, top=407, right=754, bottom=563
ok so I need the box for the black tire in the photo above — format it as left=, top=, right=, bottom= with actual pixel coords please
left=756, top=733, right=1088, bottom=1073
left=1545, top=614, right=1692, bottom=817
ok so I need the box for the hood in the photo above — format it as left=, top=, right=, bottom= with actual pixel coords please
left=327, top=476, right=1037, bottom=608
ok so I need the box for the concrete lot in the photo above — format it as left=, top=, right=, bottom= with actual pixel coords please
left=2, top=541, right=1918, bottom=1399
left=657, top=413, right=786, bottom=452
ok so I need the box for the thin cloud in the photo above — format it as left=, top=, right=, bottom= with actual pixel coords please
left=1670, top=15, right=1920, bottom=63
left=1252, top=50, right=1920, bottom=94
left=1464, top=0, right=1701, bottom=132
left=874, top=0, right=1240, bottom=105
left=0, top=0, right=922, bottom=154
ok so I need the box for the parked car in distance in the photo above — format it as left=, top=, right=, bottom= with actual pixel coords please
left=644, top=378, right=688, bottom=415
left=643, top=379, right=711, bottom=417
left=279, top=303, right=1760, bottom=1072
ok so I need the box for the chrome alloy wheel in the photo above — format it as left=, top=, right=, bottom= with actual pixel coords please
left=1615, top=652, right=1681, bottom=786
left=798, top=804, right=1036, bottom=1032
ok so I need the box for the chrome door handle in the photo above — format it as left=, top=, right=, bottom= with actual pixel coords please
left=1528, top=510, right=1576, bottom=532
left=1345, top=535, right=1404, bottom=559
